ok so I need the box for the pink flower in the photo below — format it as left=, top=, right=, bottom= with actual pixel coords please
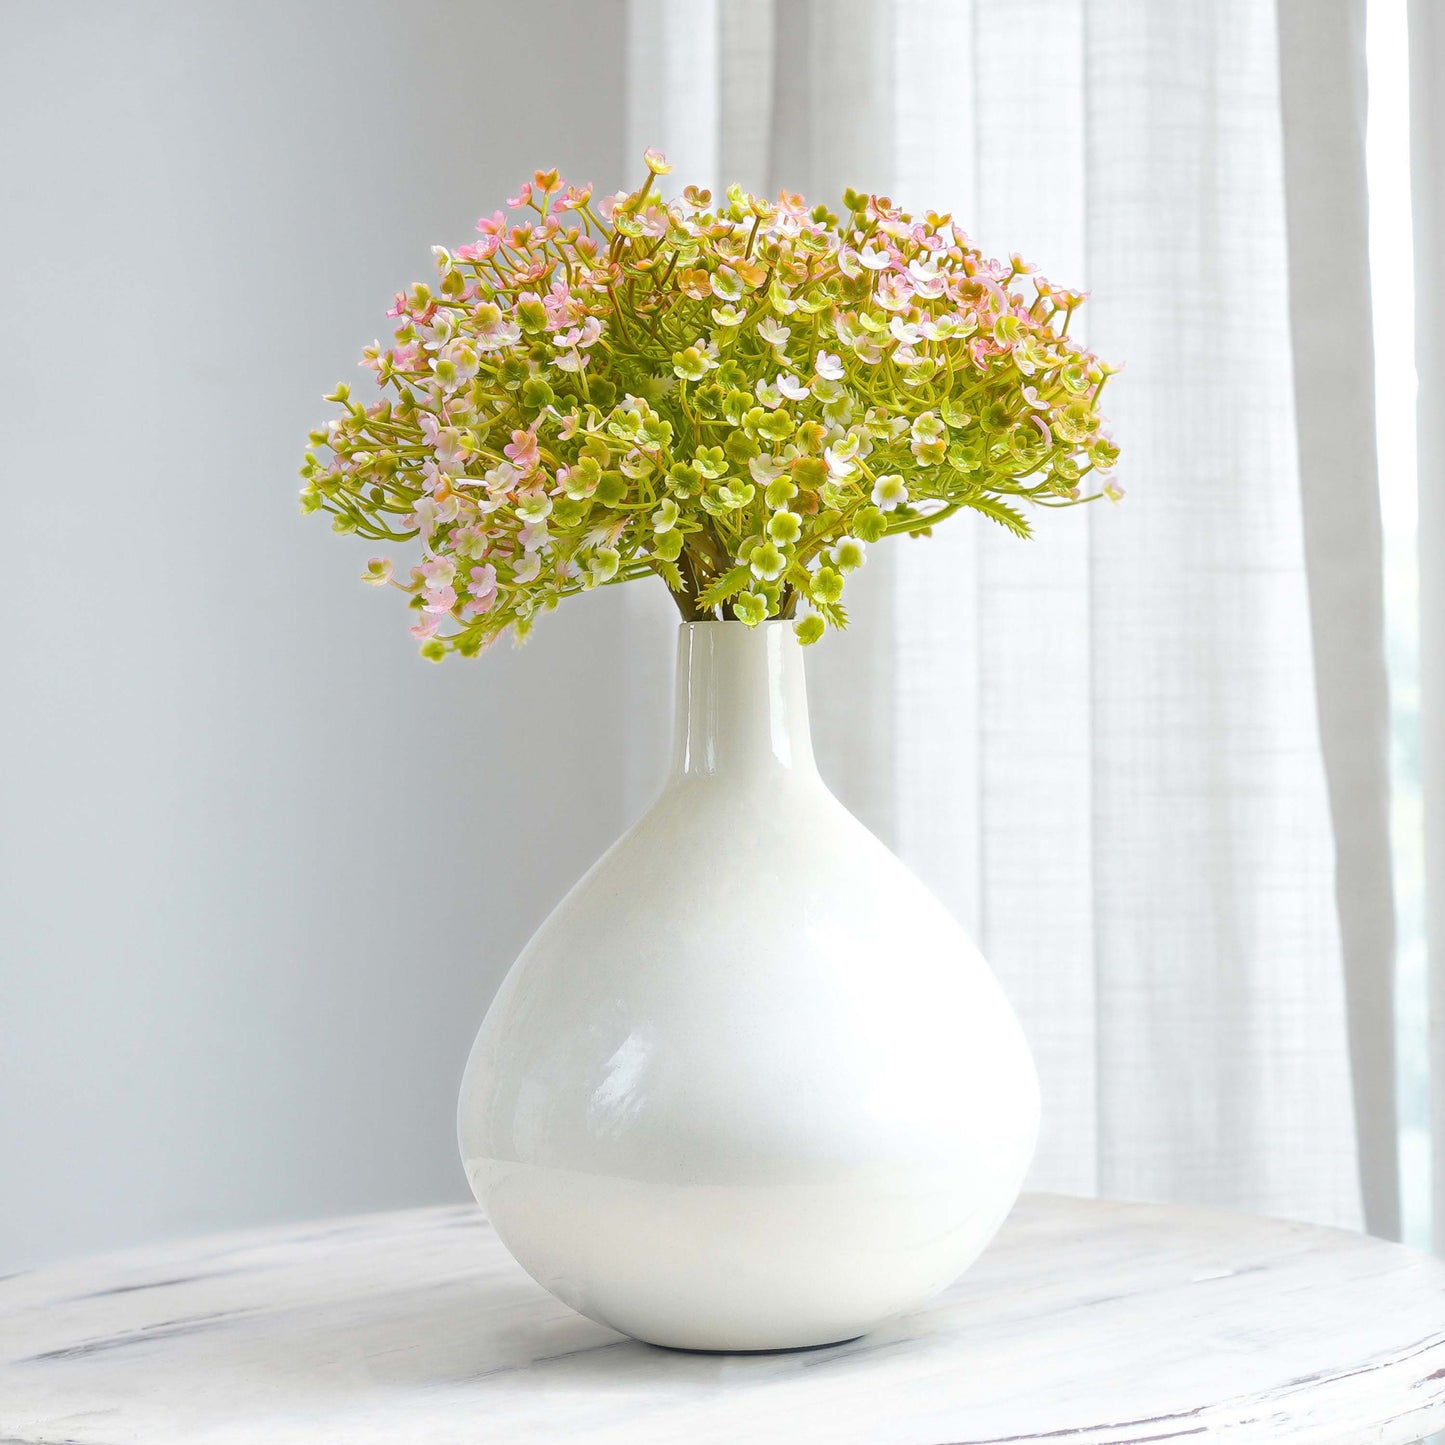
left=504, top=429, right=540, bottom=471
left=543, top=280, right=581, bottom=329
left=455, top=238, right=499, bottom=262
left=553, top=317, right=601, bottom=349
left=419, top=556, right=455, bottom=591
left=554, top=183, right=593, bottom=212
left=432, top=427, right=467, bottom=471
left=476, top=210, right=506, bottom=236
left=468, top=563, right=498, bottom=609
left=422, top=585, right=457, bottom=613
left=506, top=182, right=534, bottom=209
left=410, top=612, right=441, bottom=641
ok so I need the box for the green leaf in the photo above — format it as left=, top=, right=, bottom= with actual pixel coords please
left=651, top=557, right=685, bottom=592
left=966, top=495, right=1032, bottom=539
left=696, top=564, right=752, bottom=610
left=810, top=599, right=849, bottom=630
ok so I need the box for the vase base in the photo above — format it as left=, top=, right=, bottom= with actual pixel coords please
left=645, top=1334, right=864, bottom=1357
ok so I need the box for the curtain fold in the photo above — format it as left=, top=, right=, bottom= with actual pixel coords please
left=624, top=0, right=1387, bottom=1229
left=1277, top=0, right=1399, bottom=1241
left=1408, top=0, right=1445, bottom=1256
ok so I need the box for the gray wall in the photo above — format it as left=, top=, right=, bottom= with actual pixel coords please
left=0, top=0, right=632, bottom=1271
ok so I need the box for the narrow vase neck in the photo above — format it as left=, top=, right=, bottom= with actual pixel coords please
left=671, top=622, right=818, bottom=781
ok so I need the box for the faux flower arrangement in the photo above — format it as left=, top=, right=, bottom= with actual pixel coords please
left=300, top=151, right=1120, bottom=658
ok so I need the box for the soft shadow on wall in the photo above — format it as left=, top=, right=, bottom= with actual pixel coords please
left=0, top=0, right=631, bottom=1272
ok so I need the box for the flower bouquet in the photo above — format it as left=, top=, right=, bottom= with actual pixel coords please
left=301, top=150, right=1118, bottom=658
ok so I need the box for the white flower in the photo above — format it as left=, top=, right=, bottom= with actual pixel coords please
left=755, top=378, right=785, bottom=409
left=435, top=339, right=479, bottom=388
left=872, top=473, right=908, bottom=511
left=758, top=317, right=791, bottom=350
left=475, top=318, right=522, bottom=353
left=484, top=460, right=522, bottom=496
left=815, top=351, right=845, bottom=381
left=858, top=246, right=892, bottom=271
left=514, top=490, right=553, bottom=525
left=410, top=496, right=441, bottom=535
left=776, top=372, right=810, bottom=401
left=512, top=551, right=542, bottom=584
left=417, top=311, right=455, bottom=348
left=824, top=445, right=857, bottom=479
left=588, top=547, right=621, bottom=585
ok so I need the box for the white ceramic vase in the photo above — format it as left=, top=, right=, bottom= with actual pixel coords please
left=457, top=620, right=1039, bottom=1352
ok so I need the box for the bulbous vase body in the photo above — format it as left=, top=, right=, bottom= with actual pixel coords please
left=458, top=621, right=1039, bottom=1351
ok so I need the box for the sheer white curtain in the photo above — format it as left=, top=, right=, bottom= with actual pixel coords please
left=624, top=0, right=1398, bottom=1232
left=1410, top=0, right=1445, bottom=1254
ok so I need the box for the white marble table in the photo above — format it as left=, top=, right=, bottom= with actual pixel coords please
left=2, top=1195, right=1443, bottom=1444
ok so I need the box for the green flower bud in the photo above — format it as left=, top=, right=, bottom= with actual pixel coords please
left=517, top=298, right=549, bottom=332
left=596, top=472, right=628, bottom=506
left=420, top=639, right=447, bottom=662
left=811, top=566, right=844, bottom=603
left=694, top=445, right=726, bottom=478
left=694, top=381, right=727, bottom=417
left=790, top=456, right=828, bottom=490
left=724, top=430, right=760, bottom=465
left=756, top=409, right=794, bottom=444
left=521, top=378, right=556, bottom=409
left=853, top=505, right=889, bottom=542
left=668, top=462, right=703, bottom=497
left=723, top=390, right=753, bottom=425
left=734, top=591, right=768, bottom=626
left=712, top=481, right=756, bottom=512
left=498, top=357, right=530, bottom=389
left=672, top=346, right=712, bottom=382
left=765, top=477, right=799, bottom=509
left=767, top=510, right=802, bottom=545
left=750, top=541, right=786, bottom=582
